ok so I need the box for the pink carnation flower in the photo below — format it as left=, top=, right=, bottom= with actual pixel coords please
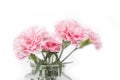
left=55, top=20, right=89, bottom=45
left=87, top=29, right=101, bottom=49
left=14, top=27, right=48, bottom=59
left=42, top=37, right=62, bottom=52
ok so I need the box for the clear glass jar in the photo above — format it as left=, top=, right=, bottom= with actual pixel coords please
left=25, top=64, right=72, bottom=80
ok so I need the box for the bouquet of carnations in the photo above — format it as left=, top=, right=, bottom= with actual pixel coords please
left=14, top=20, right=101, bottom=80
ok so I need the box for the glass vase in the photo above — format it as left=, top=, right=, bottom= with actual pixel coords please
left=25, top=64, right=72, bottom=80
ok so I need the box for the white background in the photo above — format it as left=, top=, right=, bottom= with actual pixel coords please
left=0, top=0, right=120, bottom=80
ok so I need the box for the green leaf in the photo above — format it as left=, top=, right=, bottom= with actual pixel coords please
left=79, top=39, right=91, bottom=48
left=28, top=54, right=38, bottom=64
left=28, top=54, right=35, bottom=60
left=62, top=40, right=71, bottom=49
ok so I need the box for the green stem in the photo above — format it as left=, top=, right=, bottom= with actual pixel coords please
left=51, top=55, right=54, bottom=64
left=54, top=54, right=60, bottom=64
left=63, top=61, right=73, bottom=64
left=41, top=52, right=46, bottom=60
left=58, top=49, right=64, bottom=60
left=61, top=48, right=77, bottom=62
